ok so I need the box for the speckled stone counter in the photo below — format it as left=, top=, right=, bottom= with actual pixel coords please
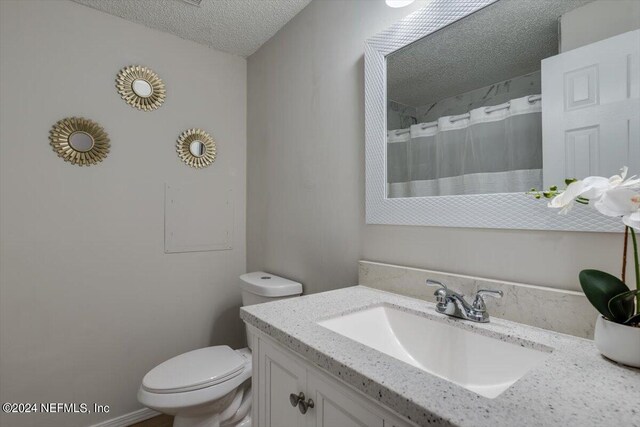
left=240, top=286, right=640, bottom=427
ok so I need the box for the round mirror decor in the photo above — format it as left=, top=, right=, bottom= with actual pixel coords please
left=116, top=65, right=166, bottom=111
left=132, top=79, right=153, bottom=97
left=49, top=117, right=110, bottom=166
left=189, top=140, right=206, bottom=157
left=176, top=129, right=216, bottom=169
left=68, top=131, right=94, bottom=152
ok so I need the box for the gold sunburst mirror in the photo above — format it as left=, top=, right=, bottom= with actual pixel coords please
left=116, top=65, right=166, bottom=111
left=49, top=117, right=110, bottom=166
left=176, top=129, right=217, bottom=169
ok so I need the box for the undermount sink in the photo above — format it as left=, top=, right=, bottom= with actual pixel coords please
left=318, top=304, right=551, bottom=398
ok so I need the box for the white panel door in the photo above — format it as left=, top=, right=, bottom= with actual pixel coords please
left=258, top=339, right=307, bottom=427
left=542, top=29, right=640, bottom=187
left=306, top=373, right=384, bottom=427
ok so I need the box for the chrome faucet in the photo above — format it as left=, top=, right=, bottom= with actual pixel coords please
left=426, top=279, right=502, bottom=323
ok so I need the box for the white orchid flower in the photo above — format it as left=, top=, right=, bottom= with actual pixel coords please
left=548, top=167, right=640, bottom=215
left=547, top=176, right=611, bottom=213
left=547, top=180, right=585, bottom=213
left=623, top=209, right=640, bottom=231
left=609, top=166, right=640, bottom=189
left=594, top=188, right=640, bottom=217
left=578, top=175, right=611, bottom=199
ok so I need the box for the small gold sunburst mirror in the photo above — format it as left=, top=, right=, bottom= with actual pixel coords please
left=49, top=117, right=110, bottom=166
left=116, top=65, right=166, bottom=111
left=176, top=129, right=217, bottom=169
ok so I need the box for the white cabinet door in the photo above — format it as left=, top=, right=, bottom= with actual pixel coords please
left=250, top=328, right=417, bottom=427
left=306, top=373, right=384, bottom=427
left=542, top=29, right=640, bottom=187
left=258, top=338, right=307, bottom=427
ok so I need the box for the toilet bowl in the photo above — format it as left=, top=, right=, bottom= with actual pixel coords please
left=138, top=272, right=302, bottom=427
left=138, top=346, right=252, bottom=427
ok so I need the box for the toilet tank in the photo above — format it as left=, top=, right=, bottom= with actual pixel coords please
left=240, top=272, right=302, bottom=349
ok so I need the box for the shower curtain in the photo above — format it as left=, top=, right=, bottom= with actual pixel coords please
left=387, top=94, right=542, bottom=198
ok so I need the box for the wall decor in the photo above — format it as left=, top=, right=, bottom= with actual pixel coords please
left=116, top=65, right=166, bottom=111
left=176, top=128, right=217, bottom=169
left=49, top=117, right=110, bottom=166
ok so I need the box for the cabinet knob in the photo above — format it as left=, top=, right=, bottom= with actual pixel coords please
left=298, top=397, right=315, bottom=414
left=289, top=392, right=304, bottom=407
left=289, top=392, right=314, bottom=414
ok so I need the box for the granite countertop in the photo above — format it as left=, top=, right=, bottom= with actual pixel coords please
left=240, top=286, right=640, bottom=427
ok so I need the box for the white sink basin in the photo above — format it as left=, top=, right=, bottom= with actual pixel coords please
left=318, top=305, right=551, bottom=398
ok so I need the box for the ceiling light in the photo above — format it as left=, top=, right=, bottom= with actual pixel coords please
left=179, top=0, right=203, bottom=6
left=385, top=0, right=415, bottom=7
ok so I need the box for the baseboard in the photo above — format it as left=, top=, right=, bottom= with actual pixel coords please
left=88, top=408, right=160, bottom=427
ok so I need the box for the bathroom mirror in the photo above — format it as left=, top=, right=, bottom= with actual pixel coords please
left=116, top=65, right=166, bottom=111
left=49, top=117, right=110, bottom=166
left=365, top=0, right=636, bottom=231
left=176, top=129, right=217, bottom=169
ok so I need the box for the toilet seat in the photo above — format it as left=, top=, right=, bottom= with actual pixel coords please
left=137, top=347, right=252, bottom=414
left=142, top=346, right=246, bottom=394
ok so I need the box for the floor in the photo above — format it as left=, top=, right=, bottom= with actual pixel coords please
left=129, top=414, right=174, bottom=427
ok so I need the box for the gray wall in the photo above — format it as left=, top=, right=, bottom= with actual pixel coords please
left=560, top=0, right=640, bottom=52
left=0, top=1, right=246, bottom=426
left=247, top=0, right=626, bottom=296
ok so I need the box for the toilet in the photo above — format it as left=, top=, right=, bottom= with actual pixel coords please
left=137, top=272, right=303, bottom=427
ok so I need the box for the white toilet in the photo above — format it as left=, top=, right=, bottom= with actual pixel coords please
left=138, top=272, right=303, bottom=427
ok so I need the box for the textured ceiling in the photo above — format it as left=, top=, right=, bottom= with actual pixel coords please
left=387, top=0, right=595, bottom=107
left=72, top=0, right=312, bottom=57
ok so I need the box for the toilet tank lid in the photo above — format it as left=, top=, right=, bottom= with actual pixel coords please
left=240, top=272, right=302, bottom=297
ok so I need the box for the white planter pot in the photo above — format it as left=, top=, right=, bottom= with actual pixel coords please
left=594, top=315, right=640, bottom=368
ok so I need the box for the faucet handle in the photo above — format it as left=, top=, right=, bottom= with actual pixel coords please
left=426, top=279, right=450, bottom=306
left=426, top=279, right=447, bottom=290
left=472, top=289, right=503, bottom=311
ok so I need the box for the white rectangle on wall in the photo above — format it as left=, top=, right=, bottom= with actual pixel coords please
left=165, top=183, right=233, bottom=253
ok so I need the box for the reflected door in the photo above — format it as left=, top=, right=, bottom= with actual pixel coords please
left=542, top=29, right=640, bottom=187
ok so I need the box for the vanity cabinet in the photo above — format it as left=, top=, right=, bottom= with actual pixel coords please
left=251, top=326, right=414, bottom=427
left=258, top=335, right=307, bottom=427
left=306, top=374, right=384, bottom=427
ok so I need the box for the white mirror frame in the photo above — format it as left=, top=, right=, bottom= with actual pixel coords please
left=365, top=0, right=621, bottom=232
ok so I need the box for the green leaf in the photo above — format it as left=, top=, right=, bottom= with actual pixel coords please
left=579, top=270, right=632, bottom=322
left=624, top=313, right=640, bottom=325
left=565, top=178, right=577, bottom=186
left=608, top=289, right=640, bottom=323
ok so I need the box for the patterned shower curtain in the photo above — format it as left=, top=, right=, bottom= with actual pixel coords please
left=387, top=95, right=542, bottom=198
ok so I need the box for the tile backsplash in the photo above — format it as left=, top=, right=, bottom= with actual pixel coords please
left=359, top=260, right=598, bottom=339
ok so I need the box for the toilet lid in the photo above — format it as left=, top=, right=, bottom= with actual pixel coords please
left=142, top=346, right=246, bottom=393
